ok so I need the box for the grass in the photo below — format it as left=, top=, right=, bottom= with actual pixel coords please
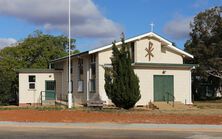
left=193, top=100, right=222, bottom=109
left=34, top=106, right=65, bottom=111
left=1, top=99, right=222, bottom=116
left=0, top=106, right=67, bottom=111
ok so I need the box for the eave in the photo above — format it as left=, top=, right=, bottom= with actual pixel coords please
left=133, top=63, right=198, bottom=69
left=103, top=63, right=198, bottom=69
left=17, top=69, right=62, bottom=73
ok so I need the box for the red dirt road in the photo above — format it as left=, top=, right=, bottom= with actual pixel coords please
left=0, top=110, right=222, bottom=124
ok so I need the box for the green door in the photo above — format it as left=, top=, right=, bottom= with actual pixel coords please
left=154, top=75, right=174, bottom=101
left=45, top=81, right=56, bottom=100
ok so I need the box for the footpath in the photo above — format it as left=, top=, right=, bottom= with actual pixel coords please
left=0, top=121, right=221, bottom=132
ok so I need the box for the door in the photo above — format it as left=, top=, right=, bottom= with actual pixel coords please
left=45, top=81, right=56, bottom=100
left=154, top=75, right=174, bottom=101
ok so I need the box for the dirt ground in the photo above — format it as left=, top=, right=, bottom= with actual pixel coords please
left=0, top=109, right=222, bottom=125
left=1, top=101, right=222, bottom=125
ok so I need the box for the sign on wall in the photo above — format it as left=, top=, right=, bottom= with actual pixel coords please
left=145, top=41, right=154, bottom=61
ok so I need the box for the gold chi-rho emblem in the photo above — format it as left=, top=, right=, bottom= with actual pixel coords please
left=145, top=41, right=154, bottom=61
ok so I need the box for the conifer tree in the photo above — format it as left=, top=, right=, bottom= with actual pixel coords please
left=104, top=34, right=141, bottom=109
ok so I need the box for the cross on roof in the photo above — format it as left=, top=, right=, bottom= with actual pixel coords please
left=150, top=22, right=155, bottom=32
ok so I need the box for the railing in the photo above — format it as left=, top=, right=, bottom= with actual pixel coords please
left=164, top=92, right=175, bottom=107
left=40, top=91, right=56, bottom=106
left=58, top=93, right=68, bottom=102
left=56, top=93, right=68, bottom=106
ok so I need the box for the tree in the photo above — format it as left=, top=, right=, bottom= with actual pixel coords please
left=104, top=34, right=141, bottom=109
left=0, top=30, right=79, bottom=104
left=185, top=6, right=222, bottom=99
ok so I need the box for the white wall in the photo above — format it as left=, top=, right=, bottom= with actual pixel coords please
left=135, top=38, right=183, bottom=64
left=50, top=36, right=192, bottom=106
left=19, top=72, right=62, bottom=104
left=97, top=37, right=192, bottom=105
left=134, top=68, right=192, bottom=105
left=98, top=49, right=112, bottom=104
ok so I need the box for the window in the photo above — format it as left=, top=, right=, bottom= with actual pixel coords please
left=91, top=62, right=96, bottom=79
left=161, top=45, right=166, bottom=53
left=71, top=80, right=73, bottom=93
left=90, top=54, right=96, bottom=63
left=46, top=81, right=56, bottom=91
left=78, top=58, right=83, bottom=80
left=90, top=54, right=96, bottom=77
left=129, top=42, right=135, bottom=63
left=90, top=54, right=96, bottom=92
left=77, top=80, right=84, bottom=92
left=78, top=59, right=84, bottom=92
left=29, top=75, right=36, bottom=89
left=71, top=60, right=73, bottom=74
left=90, top=79, right=96, bottom=92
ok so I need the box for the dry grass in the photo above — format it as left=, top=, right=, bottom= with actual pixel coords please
left=1, top=100, right=222, bottom=116
left=193, top=99, right=222, bottom=109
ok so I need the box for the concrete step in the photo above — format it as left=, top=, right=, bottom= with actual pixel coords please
left=55, top=100, right=68, bottom=106
left=42, top=100, right=55, bottom=106
left=152, top=101, right=196, bottom=110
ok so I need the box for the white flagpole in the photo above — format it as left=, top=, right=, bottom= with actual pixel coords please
left=68, top=0, right=73, bottom=108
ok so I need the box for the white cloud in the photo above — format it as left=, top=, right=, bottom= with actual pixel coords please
left=192, top=0, right=209, bottom=8
left=0, top=38, right=17, bottom=49
left=0, top=0, right=122, bottom=39
left=164, top=15, right=193, bottom=40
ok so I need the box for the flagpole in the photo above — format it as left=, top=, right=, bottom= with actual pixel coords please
left=68, top=0, right=73, bottom=108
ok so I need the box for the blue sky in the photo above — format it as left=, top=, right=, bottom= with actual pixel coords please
left=0, top=0, right=221, bottom=51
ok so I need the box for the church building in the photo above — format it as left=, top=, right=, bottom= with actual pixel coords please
left=18, top=32, right=195, bottom=106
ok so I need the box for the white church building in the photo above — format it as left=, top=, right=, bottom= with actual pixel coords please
left=18, top=32, right=196, bottom=106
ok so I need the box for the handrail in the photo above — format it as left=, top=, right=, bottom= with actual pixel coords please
left=40, top=91, right=57, bottom=106
left=165, top=92, right=175, bottom=107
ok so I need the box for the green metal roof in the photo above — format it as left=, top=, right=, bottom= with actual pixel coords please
left=17, top=69, right=62, bottom=73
